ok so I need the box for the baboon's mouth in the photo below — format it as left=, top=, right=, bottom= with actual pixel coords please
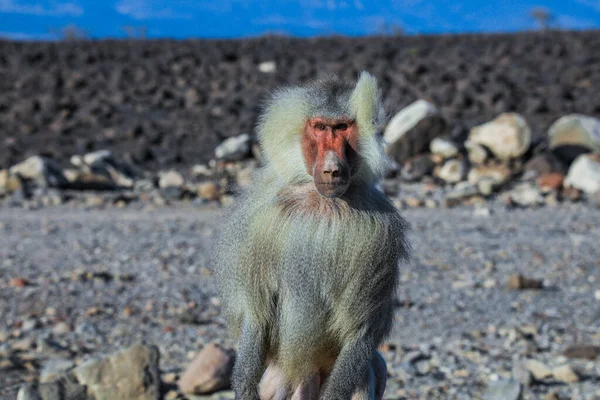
left=314, top=180, right=349, bottom=198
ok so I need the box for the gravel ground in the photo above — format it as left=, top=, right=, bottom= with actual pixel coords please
left=0, top=204, right=599, bottom=399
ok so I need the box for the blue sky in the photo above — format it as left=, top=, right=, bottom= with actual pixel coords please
left=1, top=0, right=600, bottom=40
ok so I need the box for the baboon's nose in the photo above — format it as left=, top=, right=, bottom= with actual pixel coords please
left=322, top=165, right=341, bottom=178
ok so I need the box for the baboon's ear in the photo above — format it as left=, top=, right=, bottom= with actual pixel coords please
left=349, top=71, right=382, bottom=135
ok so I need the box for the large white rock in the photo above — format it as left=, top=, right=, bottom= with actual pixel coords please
left=468, top=113, right=531, bottom=161
left=436, top=159, right=465, bottom=183
left=429, top=137, right=459, bottom=158
left=215, top=133, right=251, bottom=162
left=384, top=100, right=446, bottom=163
left=565, top=153, right=600, bottom=194
left=549, top=114, right=600, bottom=153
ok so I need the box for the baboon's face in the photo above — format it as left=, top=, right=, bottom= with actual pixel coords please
left=301, top=117, right=361, bottom=198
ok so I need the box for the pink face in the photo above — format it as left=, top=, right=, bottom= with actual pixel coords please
left=301, top=117, right=361, bottom=198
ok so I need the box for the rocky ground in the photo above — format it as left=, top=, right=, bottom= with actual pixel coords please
left=0, top=204, right=599, bottom=400
left=1, top=30, right=600, bottom=171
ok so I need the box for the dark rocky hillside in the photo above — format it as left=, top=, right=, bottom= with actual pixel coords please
left=1, top=30, right=599, bottom=171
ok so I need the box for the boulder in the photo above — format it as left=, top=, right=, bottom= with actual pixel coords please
left=468, top=113, right=531, bottom=160
left=384, top=100, right=446, bottom=163
left=178, top=343, right=234, bottom=395
left=72, top=343, right=160, bottom=400
left=9, top=156, right=68, bottom=188
left=549, top=114, right=600, bottom=164
left=564, top=153, right=600, bottom=194
left=215, top=134, right=251, bottom=162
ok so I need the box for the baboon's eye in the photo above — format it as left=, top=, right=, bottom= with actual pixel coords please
left=315, top=123, right=327, bottom=131
left=334, top=123, right=348, bottom=131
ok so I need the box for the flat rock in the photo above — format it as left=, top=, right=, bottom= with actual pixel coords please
left=468, top=113, right=531, bottom=160
left=552, top=365, right=580, bottom=383
left=562, top=344, right=600, bottom=360
left=384, top=100, right=446, bottom=164
left=178, top=342, right=234, bottom=395
left=524, top=359, right=553, bottom=381
left=549, top=114, right=600, bottom=163
left=484, top=379, right=522, bottom=400
left=72, top=342, right=160, bottom=400
left=564, top=153, right=600, bottom=194
left=215, top=134, right=251, bottom=162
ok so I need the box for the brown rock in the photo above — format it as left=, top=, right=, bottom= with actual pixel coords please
left=9, top=277, right=30, bottom=288
left=537, top=173, right=564, bottom=192
left=178, top=342, right=234, bottom=395
left=197, top=182, right=220, bottom=201
left=507, top=275, right=543, bottom=290
left=562, top=344, right=600, bottom=360
left=524, top=153, right=565, bottom=178
left=73, top=343, right=160, bottom=400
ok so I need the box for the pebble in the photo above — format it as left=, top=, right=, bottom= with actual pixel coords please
left=429, top=137, right=459, bottom=158
left=159, top=170, right=185, bottom=189
left=484, top=379, right=522, bottom=400
left=524, top=359, right=553, bottom=380
left=507, top=274, right=543, bottom=290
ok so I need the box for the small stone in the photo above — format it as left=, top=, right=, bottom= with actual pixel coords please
left=384, top=100, right=446, bottom=164
left=184, top=88, right=201, bottom=108
left=484, top=379, right=522, bottom=400
left=524, top=359, right=553, bottom=380
left=215, top=134, right=251, bottom=162
left=424, top=199, right=437, bottom=208
left=477, top=179, right=495, bottom=197
left=564, top=153, right=600, bottom=194
left=562, top=344, right=600, bottom=360
left=0, top=169, right=7, bottom=194
left=258, top=61, right=277, bottom=73
left=537, top=173, right=564, bottom=192
left=429, top=137, right=459, bottom=158
left=21, top=319, right=39, bottom=332
left=159, top=170, right=185, bottom=189
left=468, top=113, right=531, bottom=160
left=400, top=155, right=434, bottom=181
left=40, top=358, right=75, bottom=383
left=197, top=182, right=220, bottom=201
left=548, top=114, right=600, bottom=164
left=524, top=153, right=565, bottom=178
left=161, top=186, right=184, bottom=201
left=165, top=390, right=179, bottom=400
left=561, top=185, right=582, bottom=202
left=405, top=197, right=423, bottom=208
left=178, top=342, right=234, bottom=395
left=444, top=182, right=479, bottom=206
left=436, top=159, right=465, bottom=183
left=468, top=165, right=511, bottom=186
left=552, top=365, right=580, bottom=383
left=12, top=337, right=34, bottom=351
left=0, top=330, right=9, bottom=342
left=52, top=322, right=71, bottom=335
left=507, top=274, right=543, bottom=290
left=9, top=277, right=30, bottom=288
left=508, top=184, right=544, bottom=207
left=464, top=140, right=488, bottom=164
left=191, top=164, right=213, bottom=178
left=163, top=372, right=178, bottom=384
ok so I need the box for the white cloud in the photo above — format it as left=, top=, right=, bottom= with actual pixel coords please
left=0, top=0, right=83, bottom=16
left=574, top=0, right=600, bottom=11
left=114, top=0, right=236, bottom=20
